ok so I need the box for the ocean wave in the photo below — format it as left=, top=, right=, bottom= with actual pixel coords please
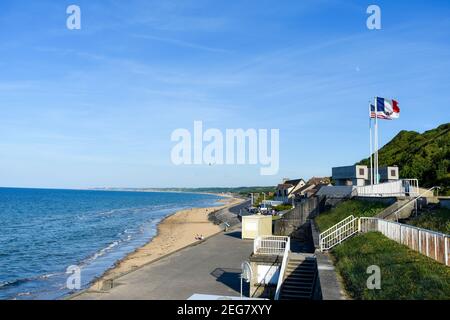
left=0, top=279, right=28, bottom=289
left=0, top=270, right=64, bottom=290
left=17, top=291, right=32, bottom=297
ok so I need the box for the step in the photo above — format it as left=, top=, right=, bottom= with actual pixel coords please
left=286, top=269, right=316, bottom=275
left=287, top=263, right=316, bottom=269
left=285, top=273, right=315, bottom=281
left=288, top=258, right=316, bottom=263
left=280, top=293, right=311, bottom=300
left=287, top=264, right=316, bottom=269
left=287, top=262, right=316, bottom=268
left=283, top=279, right=314, bottom=287
left=282, top=285, right=313, bottom=292
left=281, top=288, right=312, bottom=295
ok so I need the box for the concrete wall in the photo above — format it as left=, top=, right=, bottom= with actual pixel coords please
left=274, top=197, right=324, bottom=237
left=248, top=255, right=281, bottom=299
left=310, top=220, right=347, bottom=300
left=316, top=186, right=354, bottom=198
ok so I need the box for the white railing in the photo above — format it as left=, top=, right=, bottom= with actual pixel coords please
left=319, top=216, right=359, bottom=251
left=319, top=215, right=355, bottom=244
left=360, top=217, right=449, bottom=266
left=390, top=186, right=440, bottom=222
left=253, top=236, right=289, bottom=256
left=274, top=237, right=291, bottom=300
left=355, top=179, right=419, bottom=197
left=319, top=215, right=449, bottom=266
left=402, top=179, right=420, bottom=196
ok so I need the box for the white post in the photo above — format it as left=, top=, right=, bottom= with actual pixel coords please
left=374, top=97, right=379, bottom=184
left=435, top=234, right=438, bottom=259
left=369, top=102, right=374, bottom=186
left=445, top=237, right=448, bottom=266
left=418, top=231, right=421, bottom=254
left=240, top=275, right=243, bottom=299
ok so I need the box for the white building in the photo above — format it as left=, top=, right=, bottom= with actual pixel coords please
left=274, top=178, right=306, bottom=203
left=332, top=165, right=368, bottom=187
left=332, top=165, right=400, bottom=187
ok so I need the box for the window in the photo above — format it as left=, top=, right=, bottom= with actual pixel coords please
left=391, top=169, right=396, bottom=177
left=359, top=168, right=365, bottom=176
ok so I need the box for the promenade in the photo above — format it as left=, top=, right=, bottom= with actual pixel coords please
left=74, top=203, right=253, bottom=300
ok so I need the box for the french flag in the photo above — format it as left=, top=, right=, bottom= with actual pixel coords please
left=370, top=97, right=400, bottom=120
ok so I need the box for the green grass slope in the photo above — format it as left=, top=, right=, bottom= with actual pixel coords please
left=315, top=200, right=387, bottom=232
left=332, top=232, right=450, bottom=300
left=406, top=208, right=450, bottom=234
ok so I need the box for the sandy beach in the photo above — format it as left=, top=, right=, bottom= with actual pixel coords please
left=87, top=195, right=244, bottom=292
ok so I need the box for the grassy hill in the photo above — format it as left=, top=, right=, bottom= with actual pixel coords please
left=332, top=232, right=450, bottom=300
left=315, top=200, right=388, bottom=232
left=359, top=123, right=450, bottom=195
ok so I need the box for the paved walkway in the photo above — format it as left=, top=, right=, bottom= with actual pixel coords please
left=74, top=227, right=253, bottom=300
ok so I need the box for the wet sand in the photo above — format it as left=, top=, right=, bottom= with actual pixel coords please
left=87, top=196, right=244, bottom=292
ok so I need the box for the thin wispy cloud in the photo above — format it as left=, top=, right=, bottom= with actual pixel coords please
left=132, top=33, right=232, bottom=54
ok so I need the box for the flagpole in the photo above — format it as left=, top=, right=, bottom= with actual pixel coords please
left=369, top=102, right=373, bottom=186
left=374, top=97, right=379, bottom=184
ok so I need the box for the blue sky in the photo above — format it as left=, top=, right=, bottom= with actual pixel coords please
left=0, top=0, right=449, bottom=188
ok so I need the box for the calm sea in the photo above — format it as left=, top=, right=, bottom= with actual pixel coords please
left=0, top=188, right=222, bottom=300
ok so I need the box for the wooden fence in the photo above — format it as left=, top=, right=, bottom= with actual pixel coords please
left=360, top=217, right=449, bottom=266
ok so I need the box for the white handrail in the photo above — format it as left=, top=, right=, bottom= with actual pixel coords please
left=355, top=179, right=420, bottom=197
left=253, top=236, right=289, bottom=255
left=274, top=237, right=290, bottom=300
left=319, top=215, right=354, bottom=243
left=320, top=216, right=359, bottom=251
left=391, top=186, right=440, bottom=222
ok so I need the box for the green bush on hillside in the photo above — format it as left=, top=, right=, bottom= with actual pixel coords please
left=359, top=123, right=450, bottom=195
left=407, top=208, right=450, bottom=234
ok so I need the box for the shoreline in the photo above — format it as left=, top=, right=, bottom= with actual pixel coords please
left=74, top=196, right=244, bottom=296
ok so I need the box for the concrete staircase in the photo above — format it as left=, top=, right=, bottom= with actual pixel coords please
left=376, top=198, right=415, bottom=221
left=376, top=196, right=437, bottom=221
left=279, top=254, right=317, bottom=300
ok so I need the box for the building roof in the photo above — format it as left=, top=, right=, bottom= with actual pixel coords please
left=284, top=179, right=305, bottom=186
left=306, top=177, right=331, bottom=185
left=276, top=183, right=294, bottom=189
left=276, top=178, right=305, bottom=190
